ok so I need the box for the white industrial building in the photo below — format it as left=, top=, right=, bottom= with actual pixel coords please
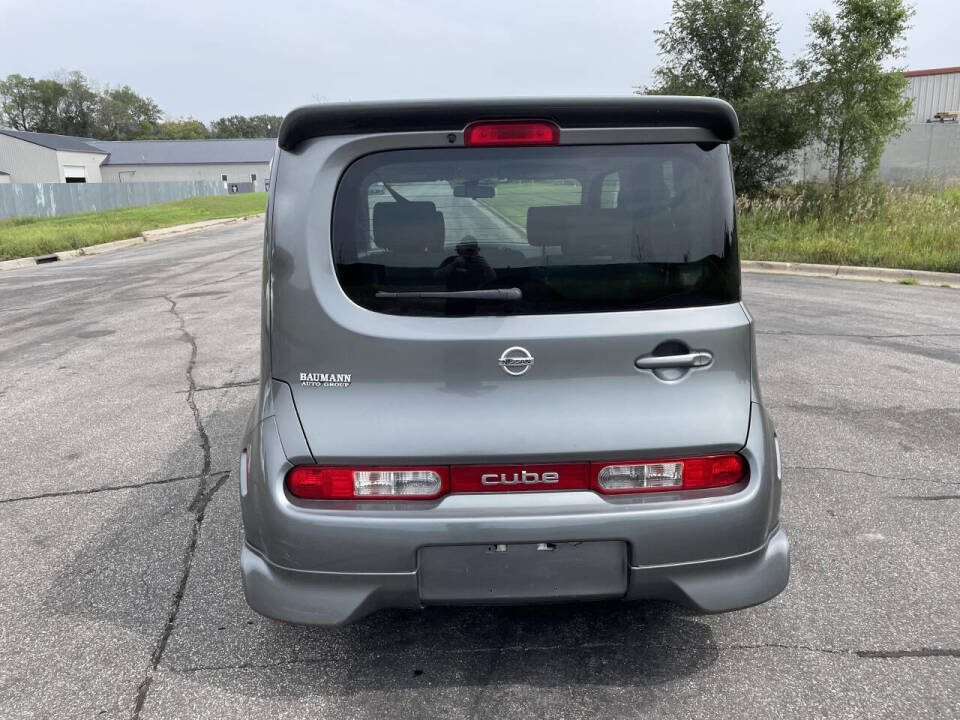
left=793, top=66, right=960, bottom=183
left=904, top=66, right=960, bottom=122
left=0, top=129, right=275, bottom=188
left=0, top=130, right=109, bottom=183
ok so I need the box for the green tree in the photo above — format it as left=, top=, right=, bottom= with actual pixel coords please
left=156, top=117, right=210, bottom=139
left=58, top=71, right=100, bottom=137
left=249, top=114, right=282, bottom=137
left=796, top=0, right=914, bottom=200
left=645, top=0, right=810, bottom=195
left=95, top=85, right=162, bottom=140
left=210, top=113, right=282, bottom=138
left=210, top=115, right=244, bottom=138
left=0, top=74, right=37, bottom=130
left=0, top=74, right=70, bottom=133
left=32, top=79, right=68, bottom=133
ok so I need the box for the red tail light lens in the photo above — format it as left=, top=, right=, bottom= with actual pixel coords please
left=287, top=466, right=448, bottom=499
left=286, top=454, right=747, bottom=500
left=591, top=454, right=748, bottom=494
left=464, top=121, right=559, bottom=147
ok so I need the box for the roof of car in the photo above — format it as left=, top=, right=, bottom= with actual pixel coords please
left=278, top=97, right=739, bottom=151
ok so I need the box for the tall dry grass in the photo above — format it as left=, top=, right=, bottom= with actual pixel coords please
left=738, top=184, right=960, bottom=273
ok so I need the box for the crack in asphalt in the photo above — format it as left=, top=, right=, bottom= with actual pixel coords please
left=163, top=295, right=211, bottom=477
left=0, top=471, right=225, bottom=504
left=184, top=266, right=260, bottom=290
left=177, top=378, right=259, bottom=394
left=785, top=464, right=960, bottom=487
left=132, top=472, right=231, bottom=720
left=132, top=297, right=227, bottom=720
left=856, top=648, right=960, bottom=659
left=171, top=641, right=960, bottom=675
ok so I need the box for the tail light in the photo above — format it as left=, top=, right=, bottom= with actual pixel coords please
left=464, top=121, right=559, bottom=147
left=592, top=454, right=747, bottom=494
left=286, top=455, right=747, bottom=501
left=287, top=467, right=448, bottom=500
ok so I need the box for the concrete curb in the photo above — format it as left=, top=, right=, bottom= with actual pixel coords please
left=0, top=213, right=265, bottom=271
left=742, top=260, right=957, bottom=288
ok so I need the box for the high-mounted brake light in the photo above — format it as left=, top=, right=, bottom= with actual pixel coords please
left=286, top=466, right=448, bottom=500
left=464, top=121, right=559, bottom=147
left=592, top=454, right=747, bottom=494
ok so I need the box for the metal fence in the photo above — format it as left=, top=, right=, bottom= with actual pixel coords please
left=0, top=180, right=227, bottom=220
left=796, top=122, right=960, bottom=184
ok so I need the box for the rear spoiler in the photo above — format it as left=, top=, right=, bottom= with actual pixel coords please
left=277, top=97, right=739, bottom=151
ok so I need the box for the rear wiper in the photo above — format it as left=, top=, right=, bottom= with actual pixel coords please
left=376, top=288, right=522, bottom=301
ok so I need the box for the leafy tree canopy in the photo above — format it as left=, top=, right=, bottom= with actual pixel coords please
left=0, top=71, right=282, bottom=141
left=209, top=114, right=283, bottom=139
left=646, top=0, right=811, bottom=195
left=156, top=117, right=210, bottom=140
left=795, top=0, right=914, bottom=198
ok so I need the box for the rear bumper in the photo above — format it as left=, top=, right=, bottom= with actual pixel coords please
left=240, top=401, right=786, bottom=624
left=241, top=527, right=789, bottom=625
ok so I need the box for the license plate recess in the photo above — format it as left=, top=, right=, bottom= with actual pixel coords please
left=418, top=541, right=627, bottom=604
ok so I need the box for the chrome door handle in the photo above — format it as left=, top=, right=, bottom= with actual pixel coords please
left=634, top=351, right=713, bottom=370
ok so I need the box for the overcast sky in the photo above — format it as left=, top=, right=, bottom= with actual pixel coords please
left=0, top=0, right=955, bottom=122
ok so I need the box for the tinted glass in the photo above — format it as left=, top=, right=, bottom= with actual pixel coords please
left=332, top=144, right=739, bottom=316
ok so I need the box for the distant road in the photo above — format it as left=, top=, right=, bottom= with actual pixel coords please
left=376, top=181, right=528, bottom=245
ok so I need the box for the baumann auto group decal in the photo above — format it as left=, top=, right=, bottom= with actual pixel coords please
left=299, top=372, right=352, bottom=388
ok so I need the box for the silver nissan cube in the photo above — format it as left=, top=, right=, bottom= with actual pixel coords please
left=239, top=98, right=789, bottom=625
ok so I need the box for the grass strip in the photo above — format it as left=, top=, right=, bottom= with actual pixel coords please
left=0, top=193, right=267, bottom=261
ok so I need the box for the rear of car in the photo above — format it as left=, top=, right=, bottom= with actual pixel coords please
left=240, top=98, right=788, bottom=625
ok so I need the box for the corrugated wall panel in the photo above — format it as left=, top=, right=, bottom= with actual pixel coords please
left=907, top=73, right=960, bottom=122
left=0, top=180, right=229, bottom=219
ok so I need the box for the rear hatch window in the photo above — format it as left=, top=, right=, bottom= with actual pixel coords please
left=332, top=143, right=739, bottom=317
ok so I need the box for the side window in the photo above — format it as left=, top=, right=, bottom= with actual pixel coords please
left=600, top=173, right=620, bottom=208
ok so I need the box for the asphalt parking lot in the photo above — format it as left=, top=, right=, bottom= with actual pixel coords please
left=1, top=218, right=958, bottom=719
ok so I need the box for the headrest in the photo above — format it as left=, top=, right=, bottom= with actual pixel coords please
left=527, top=206, right=636, bottom=259
left=526, top=206, right=581, bottom=247
left=373, top=201, right=445, bottom=253
left=618, top=169, right=672, bottom=211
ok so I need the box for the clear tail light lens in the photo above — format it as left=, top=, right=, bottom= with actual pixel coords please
left=592, top=454, right=747, bottom=494
left=286, top=467, right=448, bottom=500
left=353, top=470, right=444, bottom=497
left=596, top=462, right=683, bottom=491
